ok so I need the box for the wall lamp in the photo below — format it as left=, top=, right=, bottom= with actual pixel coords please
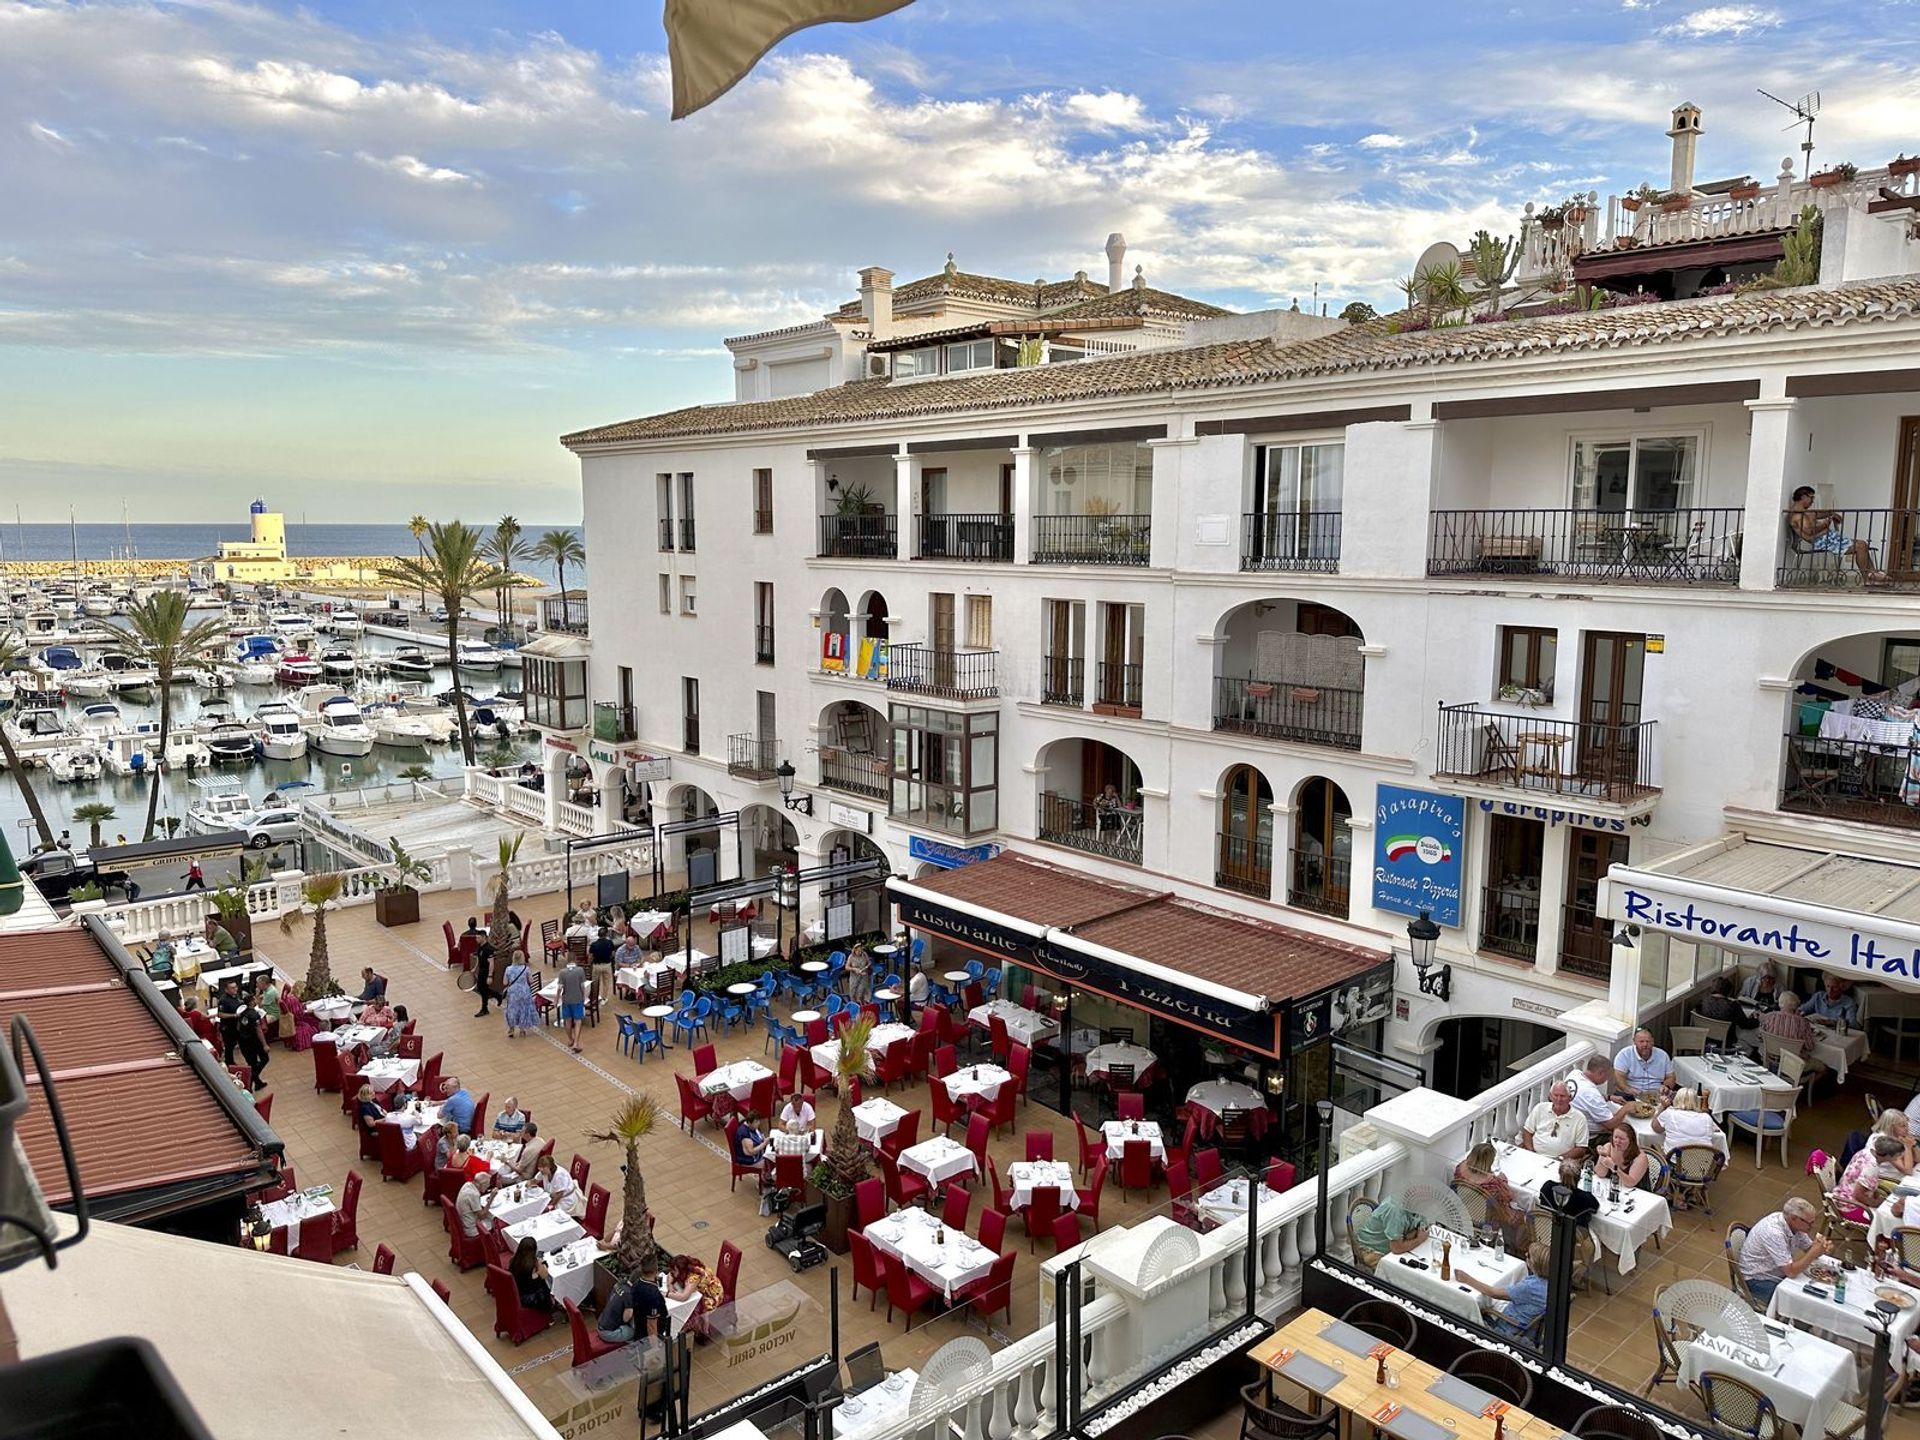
left=1407, top=910, right=1449, bottom=1002
left=774, top=760, right=813, bottom=816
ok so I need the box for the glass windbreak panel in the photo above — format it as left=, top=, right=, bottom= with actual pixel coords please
left=1638, top=930, right=1670, bottom=1012
left=1633, top=435, right=1697, bottom=510
left=1041, top=442, right=1153, bottom=516
left=1572, top=440, right=1632, bottom=513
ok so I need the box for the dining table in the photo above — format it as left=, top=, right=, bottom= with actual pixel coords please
left=1007, top=1160, right=1079, bottom=1212
left=697, top=1060, right=774, bottom=1102
left=503, top=1209, right=586, bottom=1257
left=1084, top=1042, right=1158, bottom=1085
left=1194, top=1180, right=1287, bottom=1229
left=1806, top=1020, right=1870, bottom=1083
left=1625, top=1110, right=1731, bottom=1159
left=1673, top=1053, right=1788, bottom=1117
left=1677, top=1324, right=1856, bottom=1436
left=1376, top=1227, right=1526, bottom=1324
left=305, top=995, right=357, bottom=1025
left=942, top=1064, right=1011, bottom=1107
left=852, top=1097, right=909, bottom=1146
left=862, top=1205, right=996, bottom=1300
left=1101, top=1120, right=1166, bottom=1162
left=544, top=1237, right=606, bottom=1308
left=1490, top=1141, right=1672, bottom=1272
left=1184, top=1080, right=1270, bottom=1138
left=617, top=952, right=690, bottom=995
left=829, top=1368, right=920, bottom=1440
left=627, top=909, right=675, bottom=943
left=354, top=1056, right=420, bottom=1089
left=966, top=1000, right=1059, bottom=1049
left=899, top=1135, right=977, bottom=1189
left=313, top=1024, right=387, bottom=1050
left=1867, top=1188, right=1920, bottom=1247
left=484, top=1179, right=551, bottom=1227
left=259, top=1188, right=335, bottom=1234
left=1769, top=1269, right=1920, bottom=1363
left=813, top=1023, right=915, bottom=1077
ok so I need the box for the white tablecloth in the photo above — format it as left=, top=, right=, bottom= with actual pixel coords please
left=1194, top=1181, right=1285, bottom=1227
left=943, top=1064, right=1010, bottom=1105
left=1007, top=1161, right=1078, bottom=1212
left=966, top=1000, right=1058, bottom=1048
left=853, top=1098, right=908, bottom=1145
left=813, top=1023, right=915, bottom=1077
left=355, top=1057, right=419, bottom=1088
left=1867, top=1192, right=1920, bottom=1246
left=314, top=1024, right=386, bottom=1050
left=486, top=1182, right=550, bottom=1227
left=900, top=1135, right=977, bottom=1188
left=1084, top=1043, right=1158, bottom=1081
left=832, top=1370, right=919, bottom=1440
left=1492, top=1142, right=1672, bottom=1273
left=1626, top=1112, right=1732, bottom=1159
left=1102, top=1120, right=1166, bottom=1162
left=504, top=1210, right=586, bottom=1257
left=1770, top=1272, right=1920, bottom=1359
left=1674, top=1054, right=1786, bottom=1117
left=617, top=953, right=689, bottom=993
left=698, top=1060, right=773, bottom=1101
left=1377, top=1228, right=1524, bottom=1323
left=545, top=1237, right=603, bottom=1308
left=1807, top=1021, right=1869, bottom=1082
left=1679, top=1329, right=1856, bottom=1436
left=473, top=1137, right=526, bottom=1180
left=1186, top=1079, right=1266, bottom=1117
left=863, top=1206, right=996, bottom=1300
left=259, top=1190, right=334, bottom=1232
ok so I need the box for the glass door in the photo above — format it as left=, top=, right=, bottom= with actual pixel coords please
left=1561, top=830, right=1629, bottom=979
left=1892, top=417, right=1920, bottom=581
left=1578, top=632, right=1646, bottom=786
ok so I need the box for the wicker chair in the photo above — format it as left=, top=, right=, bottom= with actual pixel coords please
left=1640, top=1305, right=1684, bottom=1398
left=1576, top=1404, right=1664, bottom=1440
left=1345, top=1197, right=1376, bottom=1262
left=1341, top=1299, right=1417, bottom=1351
left=1694, top=1371, right=1787, bottom=1440
left=1529, top=1207, right=1605, bottom=1294
left=1662, top=1278, right=1767, bottom=1350
left=1666, top=1143, right=1724, bottom=1215
left=1722, top=1224, right=1759, bottom=1308
left=1820, top=1361, right=1905, bottom=1438
left=1812, top=1153, right=1871, bottom=1263
left=1447, top=1349, right=1534, bottom=1409
left=1239, top=1382, right=1338, bottom=1440
left=1452, top=1181, right=1491, bottom=1230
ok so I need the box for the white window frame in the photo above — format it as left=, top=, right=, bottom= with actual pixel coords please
left=1564, top=425, right=1711, bottom=513
left=944, top=339, right=995, bottom=373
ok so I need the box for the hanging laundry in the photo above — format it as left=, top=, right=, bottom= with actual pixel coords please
left=1797, top=682, right=1849, bottom=701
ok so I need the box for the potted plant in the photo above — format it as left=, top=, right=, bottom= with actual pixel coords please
left=1534, top=204, right=1565, bottom=230
left=1809, top=162, right=1857, bottom=188
left=811, top=1014, right=873, bottom=1253
left=207, top=857, right=267, bottom=953
left=835, top=480, right=875, bottom=517
left=1565, top=199, right=1589, bottom=224
left=280, top=872, right=347, bottom=1001
left=1659, top=190, right=1692, bottom=213
left=589, top=1095, right=664, bottom=1287
left=372, top=835, right=431, bottom=928
left=1727, top=177, right=1761, bottom=201
left=1892, top=154, right=1920, bottom=179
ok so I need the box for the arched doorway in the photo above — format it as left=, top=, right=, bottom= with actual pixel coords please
left=819, top=588, right=851, bottom=674
left=741, top=803, right=800, bottom=881
left=1289, top=777, right=1351, bottom=916
left=1035, top=738, right=1144, bottom=864
left=1783, top=625, right=1920, bottom=831
left=669, top=783, right=724, bottom=887
left=1212, top=598, right=1365, bottom=750
left=817, top=829, right=890, bottom=937
left=1216, top=764, right=1272, bottom=897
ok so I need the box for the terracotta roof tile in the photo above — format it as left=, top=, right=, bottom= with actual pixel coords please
left=1043, top=286, right=1232, bottom=321
left=566, top=276, right=1920, bottom=449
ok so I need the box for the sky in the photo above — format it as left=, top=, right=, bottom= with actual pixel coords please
left=1, top=1, right=1917, bottom=522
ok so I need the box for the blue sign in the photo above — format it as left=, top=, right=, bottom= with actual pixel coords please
left=1372, top=785, right=1466, bottom=928
left=907, top=836, right=1002, bottom=870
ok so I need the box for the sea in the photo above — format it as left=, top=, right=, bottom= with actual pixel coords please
left=0, top=522, right=585, bottom=588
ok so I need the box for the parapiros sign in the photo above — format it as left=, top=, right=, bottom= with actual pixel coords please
left=1476, top=799, right=1650, bottom=832
left=1373, top=784, right=1466, bottom=927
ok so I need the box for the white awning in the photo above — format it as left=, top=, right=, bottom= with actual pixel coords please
left=12, top=1218, right=561, bottom=1439
left=1600, top=833, right=1920, bottom=988
left=519, top=631, right=590, bottom=660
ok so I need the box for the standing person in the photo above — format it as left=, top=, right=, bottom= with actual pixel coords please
left=472, top=939, right=500, bottom=1018
left=235, top=988, right=272, bottom=1091
left=558, top=953, right=589, bottom=1054
left=588, top=925, right=617, bottom=975
left=184, top=857, right=206, bottom=891
left=214, top=976, right=246, bottom=1065
left=503, top=951, right=538, bottom=1039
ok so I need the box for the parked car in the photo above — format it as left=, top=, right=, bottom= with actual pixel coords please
left=19, top=850, right=135, bottom=903
left=240, top=808, right=304, bottom=849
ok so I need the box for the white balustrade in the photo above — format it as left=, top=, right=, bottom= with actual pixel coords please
left=555, top=799, right=595, bottom=837
left=1464, top=1037, right=1596, bottom=1148
left=503, top=784, right=546, bottom=824
left=465, top=767, right=509, bottom=810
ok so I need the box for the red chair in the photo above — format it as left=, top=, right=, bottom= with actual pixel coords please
left=906, top=1032, right=933, bottom=1082
left=941, top=1184, right=971, bottom=1232
left=443, top=919, right=460, bottom=967
left=875, top=1041, right=913, bottom=1091
left=1120, top=1139, right=1155, bottom=1199
left=883, top=1250, right=937, bottom=1329
left=442, top=1197, right=484, bottom=1270
left=716, top=1240, right=742, bottom=1309
left=988, top=1015, right=1012, bottom=1064
left=1050, top=1212, right=1082, bottom=1253
left=255, top=1093, right=274, bottom=1123
left=268, top=1226, right=289, bottom=1255
left=1078, top=1157, right=1108, bottom=1232
left=356, top=1113, right=382, bottom=1163
left=488, top=1264, right=558, bottom=1344
left=1022, top=1187, right=1060, bottom=1253
left=844, top=1075, right=865, bottom=1108
left=725, top=1121, right=760, bottom=1192
left=468, top=1092, right=490, bottom=1140
left=1168, top=1157, right=1194, bottom=1199
left=880, top=1109, right=921, bottom=1163
left=373, top=1244, right=396, bottom=1275
left=964, top=1113, right=991, bottom=1178
left=932, top=1044, right=957, bottom=1079
left=294, top=1212, right=334, bottom=1262
left=479, top=1223, right=509, bottom=1287
left=430, top=1279, right=451, bottom=1304
left=958, top=1250, right=1015, bottom=1324
left=1264, top=1159, right=1297, bottom=1194
left=805, top=1017, right=828, bottom=1046
left=332, top=1170, right=362, bottom=1254
left=930, top=1076, right=962, bottom=1136
left=398, top=1033, right=424, bottom=1059
left=226, top=1062, right=252, bottom=1090
left=421, top=1052, right=444, bottom=1099
left=1025, top=1133, right=1054, bottom=1163
left=776, top=1045, right=802, bottom=1097
left=676, top=1073, right=713, bottom=1132
left=565, top=1298, right=625, bottom=1367
left=1193, top=1147, right=1224, bottom=1190
left=978, top=1207, right=1009, bottom=1254
left=847, top=1229, right=883, bottom=1310
left=582, top=1183, right=611, bottom=1240
left=854, top=1177, right=886, bottom=1231
left=985, top=1083, right=1017, bottom=1139
left=422, top=1137, right=459, bottom=1208
left=1007, top=1044, right=1031, bottom=1106
left=987, top=1155, right=1011, bottom=1215
left=746, top=1075, right=778, bottom=1123
left=773, top=1150, right=807, bottom=1195
left=692, top=1043, right=718, bottom=1077
left=374, top=1121, right=419, bottom=1184
left=1167, top=1111, right=1200, bottom=1173
left=312, top=1040, right=342, bottom=1093
left=878, top=1153, right=929, bottom=1211
left=570, top=1153, right=590, bottom=1189
left=1116, top=1092, right=1145, bottom=1123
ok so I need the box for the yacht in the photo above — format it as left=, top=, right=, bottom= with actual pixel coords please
left=2, top=706, right=70, bottom=751
left=47, top=746, right=103, bottom=783
left=364, top=700, right=448, bottom=748
left=297, top=686, right=376, bottom=757
left=385, top=645, right=435, bottom=683
left=28, top=645, right=84, bottom=681
left=101, top=727, right=212, bottom=777
left=254, top=700, right=309, bottom=761
left=270, top=612, right=315, bottom=642
left=469, top=697, right=524, bottom=738
left=80, top=592, right=116, bottom=618
left=277, top=652, right=323, bottom=684
left=323, top=608, right=364, bottom=638
left=318, top=646, right=359, bottom=680
left=228, top=635, right=280, bottom=685
left=72, top=703, right=126, bottom=742
left=186, top=775, right=254, bottom=832
left=453, top=638, right=505, bottom=671
left=204, top=719, right=258, bottom=765
left=99, top=652, right=158, bottom=696
left=62, top=665, right=117, bottom=699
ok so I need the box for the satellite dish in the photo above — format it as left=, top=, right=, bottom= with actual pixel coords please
left=1413, top=241, right=1461, bottom=280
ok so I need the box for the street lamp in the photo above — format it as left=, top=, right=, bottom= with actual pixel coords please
left=1407, top=910, right=1449, bottom=1002
left=774, top=759, right=813, bottom=816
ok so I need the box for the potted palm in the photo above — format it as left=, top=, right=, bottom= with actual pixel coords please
left=280, top=872, right=347, bottom=1000
left=73, top=801, right=116, bottom=851
left=372, top=835, right=432, bottom=928
left=590, top=1094, right=664, bottom=1290
left=811, top=1015, right=873, bottom=1253
left=487, top=833, right=525, bottom=955
left=207, top=861, right=266, bottom=954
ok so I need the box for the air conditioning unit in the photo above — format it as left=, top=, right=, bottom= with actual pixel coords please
left=866, top=354, right=889, bottom=379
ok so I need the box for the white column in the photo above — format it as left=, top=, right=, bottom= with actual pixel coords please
left=1267, top=800, right=1292, bottom=906
left=1739, top=392, right=1798, bottom=591
left=1343, top=813, right=1373, bottom=926
left=1010, top=446, right=1035, bottom=565
left=1146, top=433, right=1191, bottom=569
left=1530, top=827, right=1570, bottom=975
left=893, top=451, right=914, bottom=562
left=541, top=739, right=567, bottom=836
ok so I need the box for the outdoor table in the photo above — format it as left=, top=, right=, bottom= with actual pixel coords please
left=355, top=1056, right=419, bottom=1089
left=899, top=1135, right=977, bottom=1189
left=870, top=943, right=902, bottom=963
left=545, top=1237, right=603, bottom=1309
left=1007, top=1160, right=1079, bottom=1212
left=199, top=957, right=273, bottom=994
left=943, top=1063, right=1011, bottom=1106
left=873, top=988, right=901, bottom=1003
left=1807, top=1021, right=1869, bottom=1082
left=1674, top=1053, right=1787, bottom=1117
left=1101, top=1120, right=1166, bottom=1162
left=1490, top=1142, right=1671, bottom=1272
left=852, top=1097, right=908, bottom=1146
left=830, top=1368, right=919, bottom=1440
left=259, top=1188, right=335, bottom=1234
left=790, top=1010, right=822, bottom=1025
left=1678, top=1325, right=1855, bottom=1436
left=751, top=935, right=780, bottom=960
left=1194, top=1180, right=1285, bottom=1229
left=942, top=970, right=971, bottom=986
left=863, top=1205, right=995, bottom=1301
left=813, top=1023, right=914, bottom=1077
left=1770, top=1270, right=1920, bottom=1361
left=967, top=1000, right=1059, bottom=1049
left=1084, top=1042, right=1158, bottom=1084
left=620, top=953, right=690, bottom=993
left=313, top=1024, right=386, bottom=1050
left=766, top=1129, right=826, bottom=1166
left=396, top=1102, right=446, bottom=1144
left=728, top=983, right=759, bottom=997
left=698, top=1060, right=774, bottom=1102
left=504, top=1209, right=586, bottom=1257
left=800, top=961, right=828, bottom=975
left=1184, top=1080, right=1270, bottom=1138
left=472, top=1137, right=523, bottom=1180
left=1867, top=1189, right=1920, bottom=1246
left=1377, top=1227, right=1525, bottom=1324
left=629, top=909, right=674, bottom=941
left=485, top=1180, right=550, bottom=1227
left=642, top=1004, right=678, bottom=1047
left=1625, top=1111, right=1731, bottom=1159
left=306, top=996, right=357, bottom=1024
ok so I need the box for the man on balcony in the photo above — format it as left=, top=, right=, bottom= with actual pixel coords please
left=1788, top=486, right=1886, bottom=584
left=1611, top=1027, right=1674, bottom=1100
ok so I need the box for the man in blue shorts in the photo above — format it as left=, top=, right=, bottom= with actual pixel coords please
left=558, top=954, right=589, bottom=1053
left=1790, top=486, right=1885, bottom=583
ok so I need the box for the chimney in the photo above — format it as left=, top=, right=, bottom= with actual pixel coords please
left=1105, top=232, right=1127, bottom=293
left=858, top=266, right=894, bottom=342
left=1667, top=103, right=1703, bottom=195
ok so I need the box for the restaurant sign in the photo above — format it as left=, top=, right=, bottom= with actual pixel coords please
left=1041, top=935, right=1282, bottom=1059
left=907, top=836, right=1002, bottom=870
left=891, top=889, right=1041, bottom=966
left=1372, top=784, right=1466, bottom=927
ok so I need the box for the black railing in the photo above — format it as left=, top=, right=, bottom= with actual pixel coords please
left=1241, top=511, right=1341, bottom=572
left=1559, top=903, right=1613, bottom=981
left=818, top=513, right=898, bottom=559
left=885, top=644, right=997, bottom=700
left=918, top=513, right=1013, bottom=562
left=1096, top=661, right=1142, bottom=711
left=541, top=595, right=589, bottom=635
left=1427, top=507, right=1743, bottom=584
left=754, top=507, right=773, bottom=534
left=1782, top=732, right=1920, bottom=831
left=1213, top=676, right=1362, bottom=751
left=658, top=517, right=676, bottom=551
left=683, top=714, right=700, bottom=753
left=1031, top=514, right=1151, bottom=566
left=1040, top=655, right=1084, bottom=707
left=1037, top=792, right=1142, bottom=865
left=1434, top=702, right=1658, bottom=801
left=1481, top=882, right=1542, bottom=962
left=1288, top=851, right=1350, bottom=917
left=1777, top=508, right=1920, bottom=589
left=818, top=745, right=889, bottom=801
left=753, top=624, right=775, bottom=666
left=726, top=732, right=777, bottom=780
left=593, top=701, right=637, bottom=743
left=1215, top=833, right=1271, bottom=898
left=678, top=516, right=697, bottom=552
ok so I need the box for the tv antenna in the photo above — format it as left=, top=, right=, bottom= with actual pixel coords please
left=1758, top=88, right=1819, bottom=169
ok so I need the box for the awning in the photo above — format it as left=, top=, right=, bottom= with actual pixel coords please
left=1573, top=232, right=1785, bottom=282
left=519, top=630, right=591, bottom=661
left=1600, top=833, right=1920, bottom=986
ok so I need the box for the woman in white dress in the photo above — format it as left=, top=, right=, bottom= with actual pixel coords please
left=535, top=1153, right=587, bottom=1220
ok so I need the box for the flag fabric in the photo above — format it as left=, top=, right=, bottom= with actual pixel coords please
left=665, top=0, right=915, bottom=119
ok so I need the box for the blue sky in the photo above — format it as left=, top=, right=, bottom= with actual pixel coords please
left=0, top=0, right=1915, bottom=521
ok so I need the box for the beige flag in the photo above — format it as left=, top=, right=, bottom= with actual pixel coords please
left=665, top=0, right=915, bottom=119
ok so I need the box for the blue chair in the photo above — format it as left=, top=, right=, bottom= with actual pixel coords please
left=677, top=988, right=696, bottom=1008
left=965, top=959, right=984, bottom=981
left=823, top=993, right=844, bottom=1018
left=983, top=967, right=1002, bottom=999
left=911, top=938, right=927, bottom=963
left=671, top=1002, right=705, bottom=1047
left=763, top=1011, right=786, bottom=1055
left=615, top=1013, right=640, bottom=1056
left=718, top=992, right=746, bottom=1032
left=631, top=1018, right=662, bottom=1062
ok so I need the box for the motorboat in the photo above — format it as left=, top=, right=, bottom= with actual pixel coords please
left=495, top=641, right=523, bottom=669
left=467, top=697, right=524, bottom=738
left=28, top=645, right=85, bottom=681
left=98, top=652, right=157, bottom=696
left=322, top=608, right=364, bottom=638
left=453, top=638, right=505, bottom=671
left=277, top=652, right=323, bottom=684
left=228, top=635, right=281, bottom=684
left=254, top=700, right=309, bottom=760
left=385, top=645, right=435, bottom=682
left=47, top=746, right=102, bottom=783
left=80, top=592, right=116, bottom=618
left=204, top=719, right=257, bottom=765
left=72, top=703, right=125, bottom=742
left=62, top=665, right=117, bottom=698
left=17, top=610, right=66, bottom=644
left=186, top=775, right=254, bottom=832
left=2, top=706, right=70, bottom=750
left=102, top=726, right=212, bottom=777
left=318, top=646, right=358, bottom=680
left=270, top=613, right=314, bottom=642
left=364, top=700, right=447, bottom=748
left=179, top=665, right=232, bottom=692
left=307, top=694, right=375, bottom=757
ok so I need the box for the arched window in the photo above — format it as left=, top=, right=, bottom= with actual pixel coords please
left=1217, top=765, right=1272, bottom=897
left=1290, top=778, right=1351, bottom=916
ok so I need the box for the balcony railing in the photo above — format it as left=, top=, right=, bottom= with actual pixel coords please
left=886, top=644, right=997, bottom=700
left=678, top=516, right=697, bottom=552
left=726, top=732, right=777, bottom=780
left=1037, top=792, right=1142, bottom=865
left=1782, top=732, right=1920, bottom=831
left=1288, top=851, right=1350, bottom=917
left=1040, top=655, right=1083, bottom=707
left=818, top=745, right=889, bottom=801
left=1434, top=702, right=1658, bottom=802
left=753, top=623, right=775, bottom=665
left=918, top=513, right=1013, bottom=562
left=658, top=517, right=676, bottom=551
left=683, top=715, right=700, bottom=753
left=1427, top=507, right=1743, bottom=585
left=1559, top=902, right=1613, bottom=982
left=1215, top=833, right=1271, bottom=898
left=1031, top=514, right=1150, bottom=566
left=1095, top=660, right=1142, bottom=712
left=1777, top=508, right=1920, bottom=590
left=592, top=701, right=637, bottom=744
left=1213, top=676, right=1362, bottom=751
left=1481, top=882, right=1542, bottom=962
left=1241, top=511, right=1341, bottom=573
left=818, top=513, right=898, bottom=559
left=540, top=594, right=588, bottom=635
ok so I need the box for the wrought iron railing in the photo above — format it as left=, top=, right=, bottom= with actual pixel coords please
left=1777, top=508, right=1920, bottom=589
left=818, top=746, right=889, bottom=801
left=1037, top=792, right=1142, bottom=865
left=726, top=732, right=777, bottom=780
left=1482, top=883, right=1542, bottom=962
left=918, top=513, right=1013, bottom=562
left=593, top=701, right=637, bottom=743
left=818, top=514, right=898, bottom=559
left=1288, top=851, right=1349, bottom=917
left=1434, top=702, right=1658, bottom=801
left=886, top=645, right=997, bottom=700
left=1040, top=655, right=1083, bottom=707
left=1215, top=833, right=1271, bottom=898
left=753, top=624, right=775, bottom=666
left=1213, top=676, right=1362, bottom=750
left=1096, top=661, right=1142, bottom=711
left=678, top=516, right=697, bottom=552
left=1782, top=732, right=1920, bottom=831
left=1558, top=903, right=1613, bottom=981
left=1427, top=507, right=1743, bottom=584
left=1241, top=512, right=1341, bottom=573
left=658, top=517, right=676, bottom=551
left=1031, top=514, right=1151, bottom=566
left=540, top=595, right=588, bottom=635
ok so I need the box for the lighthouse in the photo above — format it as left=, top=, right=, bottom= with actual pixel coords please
left=248, top=497, right=286, bottom=553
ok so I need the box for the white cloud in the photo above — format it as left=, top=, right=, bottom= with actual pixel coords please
left=356, top=151, right=480, bottom=185
left=1357, top=133, right=1406, bottom=150
left=1661, top=6, right=1781, bottom=37
left=1060, top=90, right=1153, bottom=132
left=28, top=119, right=70, bottom=145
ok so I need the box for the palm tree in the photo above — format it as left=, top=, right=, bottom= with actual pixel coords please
left=278, top=872, right=346, bottom=999
left=487, top=832, right=525, bottom=959
left=0, top=635, right=58, bottom=852
left=533, top=529, right=586, bottom=626
left=826, top=1014, right=874, bottom=1191
left=589, top=1094, right=663, bottom=1278
left=73, top=801, right=116, bottom=849
left=380, top=523, right=510, bottom=763
left=407, top=514, right=429, bottom=610
left=122, top=592, right=231, bottom=839
left=490, top=515, right=526, bottom=634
